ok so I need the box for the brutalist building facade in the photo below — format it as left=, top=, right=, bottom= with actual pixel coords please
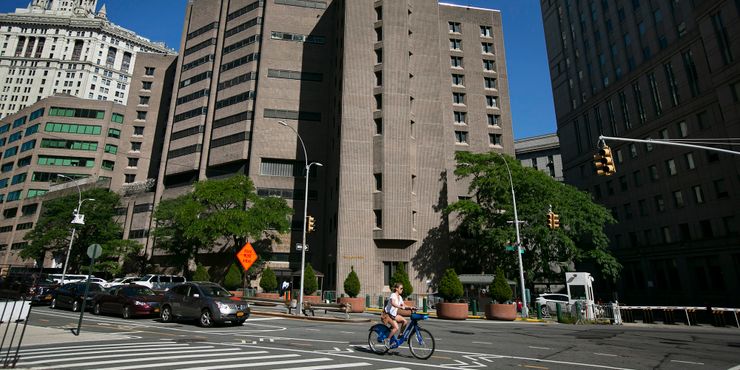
left=541, top=0, right=740, bottom=306
left=155, top=0, right=512, bottom=295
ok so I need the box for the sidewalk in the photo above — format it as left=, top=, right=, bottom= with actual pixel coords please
left=7, top=324, right=129, bottom=347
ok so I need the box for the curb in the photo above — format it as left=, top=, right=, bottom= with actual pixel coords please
left=365, top=307, right=546, bottom=322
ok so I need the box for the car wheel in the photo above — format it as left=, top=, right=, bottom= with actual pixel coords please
left=541, top=305, right=550, bottom=317
left=72, top=300, right=80, bottom=312
left=93, top=303, right=101, bottom=315
left=122, top=306, right=132, bottom=319
left=50, top=298, right=56, bottom=309
left=199, top=309, right=214, bottom=328
left=161, top=305, right=173, bottom=323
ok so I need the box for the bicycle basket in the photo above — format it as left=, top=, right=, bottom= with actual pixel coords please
left=411, top=312, right=428, bottom=320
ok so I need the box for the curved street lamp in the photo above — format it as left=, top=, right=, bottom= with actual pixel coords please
left=276, top=121, right=322, bottom=315
left=493, top=152, right=529, bottom=318
left=57, top=174, right=95, bottom=284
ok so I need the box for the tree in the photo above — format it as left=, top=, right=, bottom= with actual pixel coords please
left=152, top=175, right=292, bottom=274
left=437, top=268, right=464, bottom=302
left=446, top=152, right=620, bottom=286
left=304, top=264, right=318, bottom=295
left=192, top=263, right=210, bottom=281
left=259, top=267, right=277, bottom=293
left=390, top=262, right=413, bottom=299
left=490, top=267, right=512, bottom=304
left=343, top=266, right=361, bottom=298
left=224, top=263, right=243, bottom=290
left=21, top=188, right=141, bottom=276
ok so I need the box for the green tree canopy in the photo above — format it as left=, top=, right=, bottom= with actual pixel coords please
left=152, top=175, right=292, bottom=274
left=490, top=267, right=512, bottom=304
left=259, top=266, right=277, bottom=293
left=390, top=262, right=413, bottom=299
left=446, top=152, right=620, bottom=285
left=224, top=263, right=243, bottom=290
left=438, top=268, right=464, bottom=302
left=304, top=264, right=318, bottom=295
left=21, top=188, right=141, bottom=276
left=343, top=266, right=361, bottom=298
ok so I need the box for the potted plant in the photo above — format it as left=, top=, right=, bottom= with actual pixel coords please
left=337, top=266, right=365, bottom=313
left=302, top=264, right=321, bottom=303
left=256, top=267, right=280, bottom=299
left=224, top=263, right=244, bottom=297
left=436, top=268, right=467, bottom=320
left=390, top=262, right=414, bottom=316
left=486, top=267, right=516, bottom=321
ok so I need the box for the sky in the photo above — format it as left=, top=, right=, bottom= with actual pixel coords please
left=1, top=0, right=556, bottom=140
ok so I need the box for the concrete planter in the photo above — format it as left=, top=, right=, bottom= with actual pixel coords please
left=229, top=290, right=243, bottom=298
left=486, top=303, right=517, bottom=321
left=337, top=297, right=365, bottom=313
left=255, top=292, right=280, bottom=299
left=304, top=295, right=321, bottom=303
left=436, top=302, right=468, bottom=320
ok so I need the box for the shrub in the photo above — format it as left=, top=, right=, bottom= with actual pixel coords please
left=490, top=267, right=513, bottom=304
left=192, top=263, right=210, bottom=282
left=223, top=263, right=243, bottom=290
left=304, top=264, right=318, bottom=295
left=390, top=262, right=413, bottom=299
left=259, top=267, right=278, bottom=293
left=343, top=266, right=361, bottom=298
left=437, top=268, right=464, bottom=302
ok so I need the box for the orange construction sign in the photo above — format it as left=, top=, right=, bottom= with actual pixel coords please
left=237, top=242, right=257, bottom=271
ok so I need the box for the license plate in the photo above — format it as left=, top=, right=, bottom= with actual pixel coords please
left=154, top=308, right=160, bottom=313
left=45, top=295, right=52, bottom=300
left=236, top=311, right=244, bottom=317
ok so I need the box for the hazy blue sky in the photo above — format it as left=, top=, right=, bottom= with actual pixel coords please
left=2, top=0, right=556, bottom=140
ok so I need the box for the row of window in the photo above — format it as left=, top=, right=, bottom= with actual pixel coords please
left=454, top=131, right=502, bottom=146
left=452, top=74, right=497, bottom=89
left=448, top=22, right=493, bottom=38
left=453, top=112, right=501, bottom=127
left=0, top=189, right=46, bottom=203
left=614, top=216, right=737, bottom=251
left=450, top=39, right=495, bottom=54
left=451, top=56, right=496, bottom=71
left=452, top=93, right=499, bottom=108
left=0, top=222, right=33, bottom=232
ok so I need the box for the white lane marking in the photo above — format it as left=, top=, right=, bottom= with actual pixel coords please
left=670, top=360, right=704, bottom=365
left=727, top=365, right=740, bottom=370
left=177, top=358, right=336, bottom=370
left=434, top=348, right=636, bottom=370
left=19, top=345, right=214, bottom=360
left=17, top=348, right=241, bottom=366
left=276, top=362, right=371, bottom=370
left=473, top=341, right=492, bottom=345
left=305, top=328, right=321, bottom=331
left=340, top=331, right=354, bottom=334
left=103, top=354, right=303, bottom=370
left=529, top=346, right=551, bottom=350
left=17, top=342, right=177, bottom=354
left=594, top=353, right=618, bottom=357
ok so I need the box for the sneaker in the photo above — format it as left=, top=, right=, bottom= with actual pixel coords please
left=389, top=337, right=400, bottom=349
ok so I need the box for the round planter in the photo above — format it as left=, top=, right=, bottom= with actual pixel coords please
left=486, top=303, right=517, bottom=321
left=255, top=292, right=280, bottom=299
left=337, top=297, right=365, bottom=313
left=303, top=295, right=321, bottom=304
left=436, top=302, right=468, bottom=320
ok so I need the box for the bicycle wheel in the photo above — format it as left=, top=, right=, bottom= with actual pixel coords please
left=368, top=324, right=390, bottom=354
left=408, top=328, right=435, bottom=359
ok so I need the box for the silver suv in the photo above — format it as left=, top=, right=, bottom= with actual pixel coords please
left=160, top=282, right=250, bottom=327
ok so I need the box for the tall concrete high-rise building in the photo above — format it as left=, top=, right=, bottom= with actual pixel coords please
left=541, top=0, right=740, bottom=306
left=155, top=0, right=512, bottom=295
left=0, top=0, right=174, bottom=118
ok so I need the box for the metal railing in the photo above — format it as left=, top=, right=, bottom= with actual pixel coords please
left=0, top=297, right=32, bottom=368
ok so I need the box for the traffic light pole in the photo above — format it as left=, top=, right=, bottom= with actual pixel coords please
left=599, top=135, right=740, bottom=156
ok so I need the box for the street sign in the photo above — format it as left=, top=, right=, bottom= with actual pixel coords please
left=296, top=243, right=308, bottom=251
left=237, top=242, right=257, bottom=271
left=87, top=244, right=102, bottom=259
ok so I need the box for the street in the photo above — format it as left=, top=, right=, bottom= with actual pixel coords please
left=13, top=306, right=740, bottom=369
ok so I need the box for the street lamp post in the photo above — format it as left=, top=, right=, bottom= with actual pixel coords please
left=277, top=121, right=322, bottom=315
left=494, top=153, right=529, bottom=318
left=58, top=174, right=94, bottom=285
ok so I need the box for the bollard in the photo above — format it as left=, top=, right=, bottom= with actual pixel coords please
left=536, top=302, right=542, bottom=319
left=556, top=302, right=563, bottom=322
left=378, top=296, right=383, bottom=308
left=365, top=294, right=370, bottom=308
left=470, top=299, right=478, bottom=316
left=423, top=298, right=428, bottom=312
left=575, top=301, right=582, bottom=321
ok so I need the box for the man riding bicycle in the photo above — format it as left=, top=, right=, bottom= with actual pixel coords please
left=382, top=283, right=414, bottom=348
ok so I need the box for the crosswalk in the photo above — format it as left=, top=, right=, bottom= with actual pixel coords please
left=12, top=340, right=406, bottom=370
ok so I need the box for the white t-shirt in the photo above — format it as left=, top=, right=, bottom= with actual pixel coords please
left=384, top=292, right=403, bottom=316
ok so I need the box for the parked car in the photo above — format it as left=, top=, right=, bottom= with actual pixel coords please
left=50, top=282, right=107, bottom=312
left=108, top=277, right=140, bottom=287
left=535, top=293, right=573, bottom=316
left=160, top=282, right=249, bottom=327
left=0, top=273, right=57, bottom=305
left=82, top=277, right=111, bottom=288
left=133, top=275, right=186, bottom=290
left=47, top=274, right=90, bottom=285
left=92, top=284, right=162, bottom=318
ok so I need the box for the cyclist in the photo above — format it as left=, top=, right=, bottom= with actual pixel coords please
left=383, top=283, right=413, bottom=348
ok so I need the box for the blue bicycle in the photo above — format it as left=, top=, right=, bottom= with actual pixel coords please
left=368, top=309, right=435, bottom=359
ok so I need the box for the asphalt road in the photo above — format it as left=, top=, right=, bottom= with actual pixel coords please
left=15, top=305, right=740, bottom=369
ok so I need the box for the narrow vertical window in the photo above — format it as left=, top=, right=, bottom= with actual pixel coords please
left=682, top=50, right=700, bottom=97
left=664, top=62, right=680, bottom=107
left=648, top=72, right=662, bottom=116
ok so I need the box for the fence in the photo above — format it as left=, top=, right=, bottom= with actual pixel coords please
left=619, top=306, right=740, bottom=328
left=0, top=298, right=32, bottom=368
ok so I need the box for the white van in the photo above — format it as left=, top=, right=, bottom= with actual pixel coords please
left=133, top=275, right=186, bottom=290
left=48, top=274, right=89, bottom=284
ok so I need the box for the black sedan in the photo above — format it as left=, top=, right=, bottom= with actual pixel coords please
left=50, top=282, right=106, bottom=312
left=92, top=284, right=163, bottom=319
left=160, top=282, right=250, bottom=327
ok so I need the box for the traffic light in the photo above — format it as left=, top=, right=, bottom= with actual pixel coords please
left=552, top=213, right=560, bottom=229
left=594, top=145, right=616, bottom=176
left=547, top=212, right=554, bottom=229
left=307, top=215, right=316, bottom=233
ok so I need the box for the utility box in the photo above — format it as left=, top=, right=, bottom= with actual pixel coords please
left=565, top=272, right=595, bottom=320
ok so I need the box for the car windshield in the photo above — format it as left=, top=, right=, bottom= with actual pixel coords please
left=200, top=285, right=233, bottom=298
